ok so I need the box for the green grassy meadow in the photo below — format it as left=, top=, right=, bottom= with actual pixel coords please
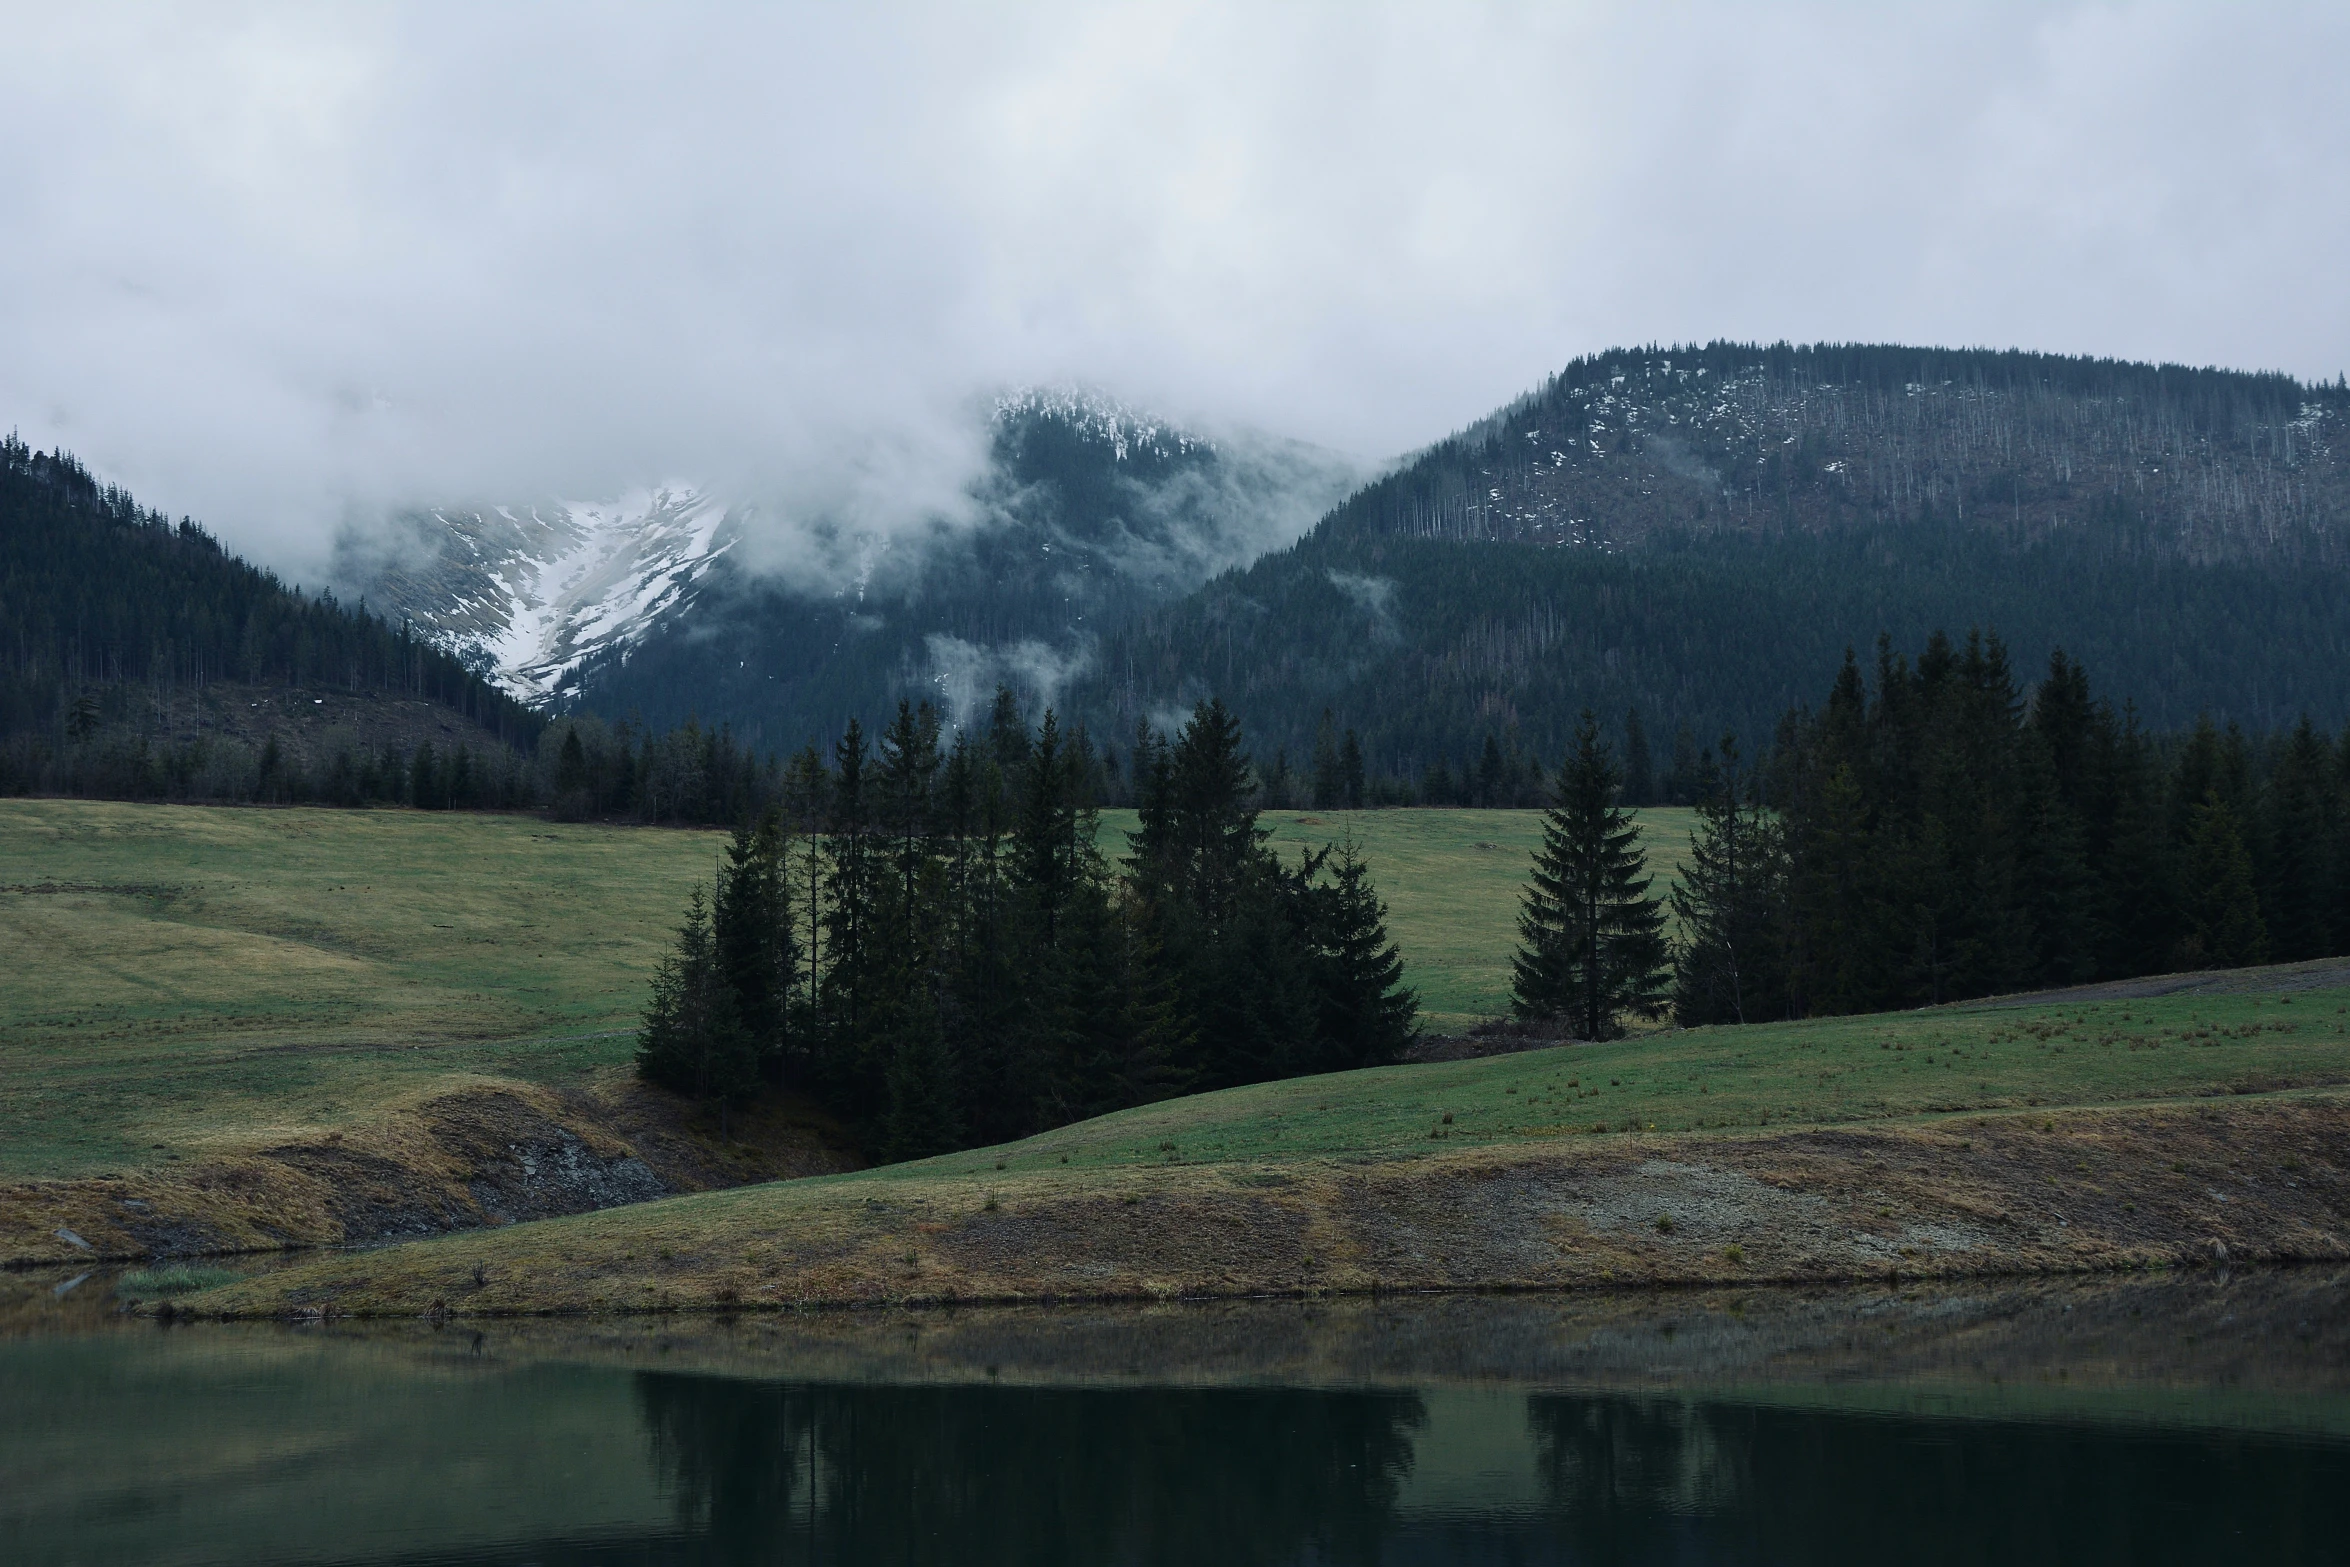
left=0, top=802, right=729, bottom=1176
left=2, top=800, right=1643, bottom=1178
left=914, top=974, right=2350, bottom=1179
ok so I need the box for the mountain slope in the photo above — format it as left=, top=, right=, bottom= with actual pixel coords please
left=0, top=435, right=538, bottom=796
left=350, top=392, right=1359, bottom=748
left=335, top=488, right=735, bottom=702
left=1069, top=343, right=2350, bottom=786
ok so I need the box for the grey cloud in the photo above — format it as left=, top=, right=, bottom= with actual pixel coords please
left=925, top=633, right=1093, bottom=727
left=1, top=3, right=2344, bottom=584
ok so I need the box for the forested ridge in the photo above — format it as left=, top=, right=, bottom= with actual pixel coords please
left=1068, top=343, right=2350, bottom=791
left=0, top=434, right=541, bottom=799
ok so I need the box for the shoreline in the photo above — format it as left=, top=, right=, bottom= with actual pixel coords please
left=162, top=1092, right=2350, bottom=1321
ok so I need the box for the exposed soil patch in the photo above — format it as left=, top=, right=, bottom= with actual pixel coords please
left=181, top=1091, right=2350, bottom=1319
left=0, top=1079, right=860, bottom=1267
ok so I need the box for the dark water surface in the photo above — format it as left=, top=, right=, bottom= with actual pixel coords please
left=5, top=1268, right=2348, bottom=1565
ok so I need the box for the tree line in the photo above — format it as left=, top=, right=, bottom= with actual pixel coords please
left=1516, top=631, right=2350, bottom=1040
left=0, top=435, right=539, bottom=750
left=637, top=697, right=1418, bottom=1157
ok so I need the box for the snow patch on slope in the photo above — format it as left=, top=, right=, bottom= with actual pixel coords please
left=346, top=487, right=735, bottom=704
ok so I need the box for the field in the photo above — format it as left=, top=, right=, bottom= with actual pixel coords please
left=0, top=800, right=1687, bottom=1178
left=183, top=958, right=2350, bottom=1316
left=0, top=799, right=1663, bottom=1181
left=0, top=801, right=730, bottom=1178
left=14, top=796, right=2350, bottom=1315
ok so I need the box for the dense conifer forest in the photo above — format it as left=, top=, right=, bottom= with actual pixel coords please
left=637, top=697, right=1418, bottom=1156
left=0, top=436, right=541, bottom=799
left=1658, top=634, right=2350, bottom=1030
left=1069, top=344, right=2350, bottom=789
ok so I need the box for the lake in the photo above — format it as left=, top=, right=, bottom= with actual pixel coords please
left=6, top=1267, right=2347, bottom=1564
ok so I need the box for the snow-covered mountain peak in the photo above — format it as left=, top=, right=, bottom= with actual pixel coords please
left=340, top=486, right=735, bottom=704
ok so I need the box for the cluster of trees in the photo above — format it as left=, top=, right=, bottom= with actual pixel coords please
left=1, top=721, right=537, bottom=809
left=0, top=435, right=539, bottom=750
left=1523, top=632, right=2350, bottom=1039
left=638, top=697, right=1417, bottom=1156
left=1075, top=521, right=2350, bottom=806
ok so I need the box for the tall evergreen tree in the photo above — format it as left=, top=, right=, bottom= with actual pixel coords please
left=1669, top=736, right=1789, bottom=1025
left=2264, top=716, right=2335, bottom=961
left=1310, top=710, right=1341, bottom=810
left=637, top=888, right=759, bottom=1117
left=713, top=807, right=795, bottom=1082
left=2180, top=792, right=2269, bottom=968
left=1305, top=837, right=1419, bottom=1068
left=1621, top=708, right=1654, bottom=806
left=1512, top=711, right=1670, bottom=1040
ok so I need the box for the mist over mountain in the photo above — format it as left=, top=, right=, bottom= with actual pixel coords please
left=339, top=391, right=1361, bottom=746
left=1064, top=342, right=2350, bottom=785
left=330, top=342, right=2350, bottom=790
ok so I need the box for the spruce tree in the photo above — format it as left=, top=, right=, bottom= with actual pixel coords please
left=1622, top=709, right=1653, bottom=806
left=1669, top=736, right=1789, bottom=1025
left=1310, top=711, right=1341, bottom=810
left=882, top=989, right=962, bottom=1162
left=555, top=726, right=589, bottom=803
left=637, top=888, right=758, bottom=1112
left=713, top=807, right=794, bottom=1081
left=1512, top=711, right=1670, bottom=1040
left=1308, top=837, right=1419, bottom=1067
left=2263, top=717, right=2334, bottom=961
left=1340, top=729, right=1366, bottom=809
left=2180, top=791, right=2269, bottom=969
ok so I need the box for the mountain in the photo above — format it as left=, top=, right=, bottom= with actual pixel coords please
left=346, top=391, right=1360, bottom=747
left=334, top=487, right=735, bottom=702
left=0, top=434, right=540, bottom=799
left=1065, top=343, right=2350, bottom=792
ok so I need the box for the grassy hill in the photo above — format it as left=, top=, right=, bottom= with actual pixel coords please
left=180, top=956, right=2350, bottom=1317
left=0, top=799, right=1683, bottom=1186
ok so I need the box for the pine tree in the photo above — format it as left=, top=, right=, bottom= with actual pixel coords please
left=1621, top=709, right=1653, bottom=806
left=881, top=988, right=962, bottom=1162
left=1340, top=728, right=1366, bottom=809
left=1468, top=734, right=1499, bottom=806
left=1310, top=710, right=1341, bottom=810
left=713, top=807, right=795, bottom=1081
left=1512, top=711, right=1670, bottom=1039
left=2180, top=791, right=2269, bottom=969
left=637, top=888, right=758, bottom=1112
left=1669, top=736, right=1789, bottom=1025
left=555, top=726, right=589, bottom=803
left=1307, top=836, right=1419, bottom=1067
left=2263, top=717, right=2334, bottom=961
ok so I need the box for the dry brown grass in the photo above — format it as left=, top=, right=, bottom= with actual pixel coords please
left=179, top=1091, right=2350, bottom=1319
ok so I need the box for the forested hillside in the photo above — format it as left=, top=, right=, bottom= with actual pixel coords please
left=0, top=435, right=540, bottom=799
left=1067, top=345, right=2350, bottom=790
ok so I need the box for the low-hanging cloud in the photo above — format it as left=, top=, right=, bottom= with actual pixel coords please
left=3, top=3, right=2346, bottom=585
left=924, top=633, right=1093, bottom=729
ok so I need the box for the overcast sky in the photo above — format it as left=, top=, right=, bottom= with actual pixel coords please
left=4, top=2, right=2346, bottom=575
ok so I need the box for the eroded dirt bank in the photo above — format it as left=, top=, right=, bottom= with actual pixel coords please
left=1, top=1082, right=860, bottom=1268
left=183, top=1092, right=2349, bottom=1319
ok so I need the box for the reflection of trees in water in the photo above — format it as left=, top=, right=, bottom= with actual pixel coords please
left=1528, top=1395, right=2350, bottom=1567
left=634, top=1375, right=1425, bottom=1565
left=1529, top=1395, right=1751, bottom=1540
